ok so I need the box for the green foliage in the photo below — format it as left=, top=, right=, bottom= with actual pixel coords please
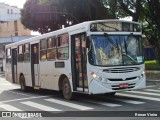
left=142, top=0, right=160, bottom=63
left=103, top=0, right=146, bottom=21
left=145, top=60, right=160, bottom=79
left=145, top=60, right=160, bottom=70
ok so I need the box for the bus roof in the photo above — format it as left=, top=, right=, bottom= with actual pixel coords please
left=5, top=19, right=140, bottom=48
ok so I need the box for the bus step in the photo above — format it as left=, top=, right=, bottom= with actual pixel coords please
left=34, top=86, right=40, bottom=90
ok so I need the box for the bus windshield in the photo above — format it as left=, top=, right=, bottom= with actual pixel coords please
left=89, top=34, right=143, bottom=66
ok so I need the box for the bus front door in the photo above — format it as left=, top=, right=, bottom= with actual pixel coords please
left=11, top=48, right=17, bottom=83
left=31, top=43, right=40, bottom=87
left=71, top=33, right=88, bottom=92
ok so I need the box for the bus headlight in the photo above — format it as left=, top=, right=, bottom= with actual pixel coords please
left=91, top=72, right=97, bottom=79
left=91, top=72, right=103, bottom=82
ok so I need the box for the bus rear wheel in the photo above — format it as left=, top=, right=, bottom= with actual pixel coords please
left=20, top=75, right=27, bottom=92
left=62, top=78, right=73, bottom=100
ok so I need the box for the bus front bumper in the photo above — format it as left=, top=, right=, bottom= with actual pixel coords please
left=88, top=77, right=146, bottom=94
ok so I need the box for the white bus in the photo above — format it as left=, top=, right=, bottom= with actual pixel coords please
left=5, top=20, right=146, bottom=100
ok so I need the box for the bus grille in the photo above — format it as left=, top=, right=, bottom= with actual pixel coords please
left=103, top=67, right=140, bottom=73
left=108, top=77, right=137, bottom=81
left=112, top=83, right=136, bottom=90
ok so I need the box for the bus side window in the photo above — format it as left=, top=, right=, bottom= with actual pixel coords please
left=6, top=48, right=11, bottom=63
left=47, top=37, right=56, bottom=60
left=57, top=34, right=69, bottom=60
left=18, top=45, right=24, bottom=62
left=24, top=43, right=30, bottom=62
left=40, top=39, right=47, bottom=61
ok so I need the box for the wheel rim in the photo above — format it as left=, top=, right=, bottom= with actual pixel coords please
left=64, top=82, right=70, bottom=95
left=62, top=78, right=72, bottom=99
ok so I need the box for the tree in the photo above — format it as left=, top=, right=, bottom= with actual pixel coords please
left=103, top=0, right=146, bottom=21
left=103, top=0, right=160, bottom=63
left=142, top=0, right=160, bottom=63
left=21, top=0, right=112, bottom=34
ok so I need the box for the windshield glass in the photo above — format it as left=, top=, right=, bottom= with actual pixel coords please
left=89, top=34, right=143, bottom=66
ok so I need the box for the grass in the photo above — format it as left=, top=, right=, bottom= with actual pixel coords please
left=145, top=60, right=160, bottom=70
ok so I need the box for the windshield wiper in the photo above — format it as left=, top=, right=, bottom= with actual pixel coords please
left=124, top=40, right=128, bottom=54
left=104, top=33, right=116, bottom=47
left=123, top=33, right=134, bottom=56
left=104, top=33, right=120, bottom=53
left=122, top=53, right=138, bottom=64
left=126, top=33, right=134, bottom=47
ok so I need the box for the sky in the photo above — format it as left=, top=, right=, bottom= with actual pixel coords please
left=0, top=0, right=26, bottom=8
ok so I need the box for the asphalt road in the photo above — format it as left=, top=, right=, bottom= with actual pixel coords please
left=0, top=75, right=160, bottom=120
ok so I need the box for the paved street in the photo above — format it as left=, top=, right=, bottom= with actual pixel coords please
left=0, top=75, right=160, bottom=120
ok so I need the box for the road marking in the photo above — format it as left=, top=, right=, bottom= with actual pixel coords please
left=144, top=89, right=160, bottom=93
left=125, top=91, right=160, bottom=97
left=0, top=104, right=22, bottom=111
left=146, top=85, right=156, bottom=88
left=107, top=98, right=145, bottom=104
left=21, top=101, right=62, bottom=111
left=0, top=88, right=31, bottom=97
left=117, top=93, right=160, bottom=102
left=0, top=90, right=3, bottom=94
left=0, top=96, right=50, bottom=104
left=6, top=90, right=32, bottom=97
left=81, top=99, right=122, bottom=107
left=45, top=98, right=93, bottom=110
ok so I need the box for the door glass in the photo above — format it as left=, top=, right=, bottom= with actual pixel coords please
left=33, top=45, right=39, bottom=64
left=75, top=33, right=88, bottom=88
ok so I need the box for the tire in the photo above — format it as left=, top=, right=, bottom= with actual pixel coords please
left=62, top=78, right=73, bottom=100
left=20, top=75, right=27, bottom=92
left=105, top=92, right=116, bottom=96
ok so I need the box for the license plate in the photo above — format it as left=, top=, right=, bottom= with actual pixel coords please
left=119, top=83, right=128, bottom=88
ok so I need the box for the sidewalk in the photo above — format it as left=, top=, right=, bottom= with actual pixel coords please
left=146, top=70, right=160, bottom=87
left=146, top=78, right=160, bottom=87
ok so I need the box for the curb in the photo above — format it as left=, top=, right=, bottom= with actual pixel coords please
left=147, top=79, right=160, bottom=82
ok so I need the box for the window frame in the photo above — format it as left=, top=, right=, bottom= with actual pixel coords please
left=57, top=33, right=69, bottom=60
left=47, top=37, right=57, bottom=60
left=40, top=39, right=47, bottom=61
left=6, top=48, right=11, bottom=63
left=18, top=45, right=24, bottom=62
left=24, top=43, right=30, bottom=62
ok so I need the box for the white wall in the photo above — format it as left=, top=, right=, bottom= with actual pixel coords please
left=0, top=2, right=20, bottom=21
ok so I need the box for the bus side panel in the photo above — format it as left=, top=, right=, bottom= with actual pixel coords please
left=23, top=62, right=32, bottom=87
left=5, top=63, right=12, bottom=83
left=40, top=61, right=58, bottom=90
left=17, top=62, right=32, bottom=86
left=39, top=60, right=72, bottom=91
left=17, top=62, right=23, bottom=84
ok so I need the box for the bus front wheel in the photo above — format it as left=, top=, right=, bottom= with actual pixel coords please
left=62, top=78, right=73, bottom=100
left=20, top=75, right=27, bottom=92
